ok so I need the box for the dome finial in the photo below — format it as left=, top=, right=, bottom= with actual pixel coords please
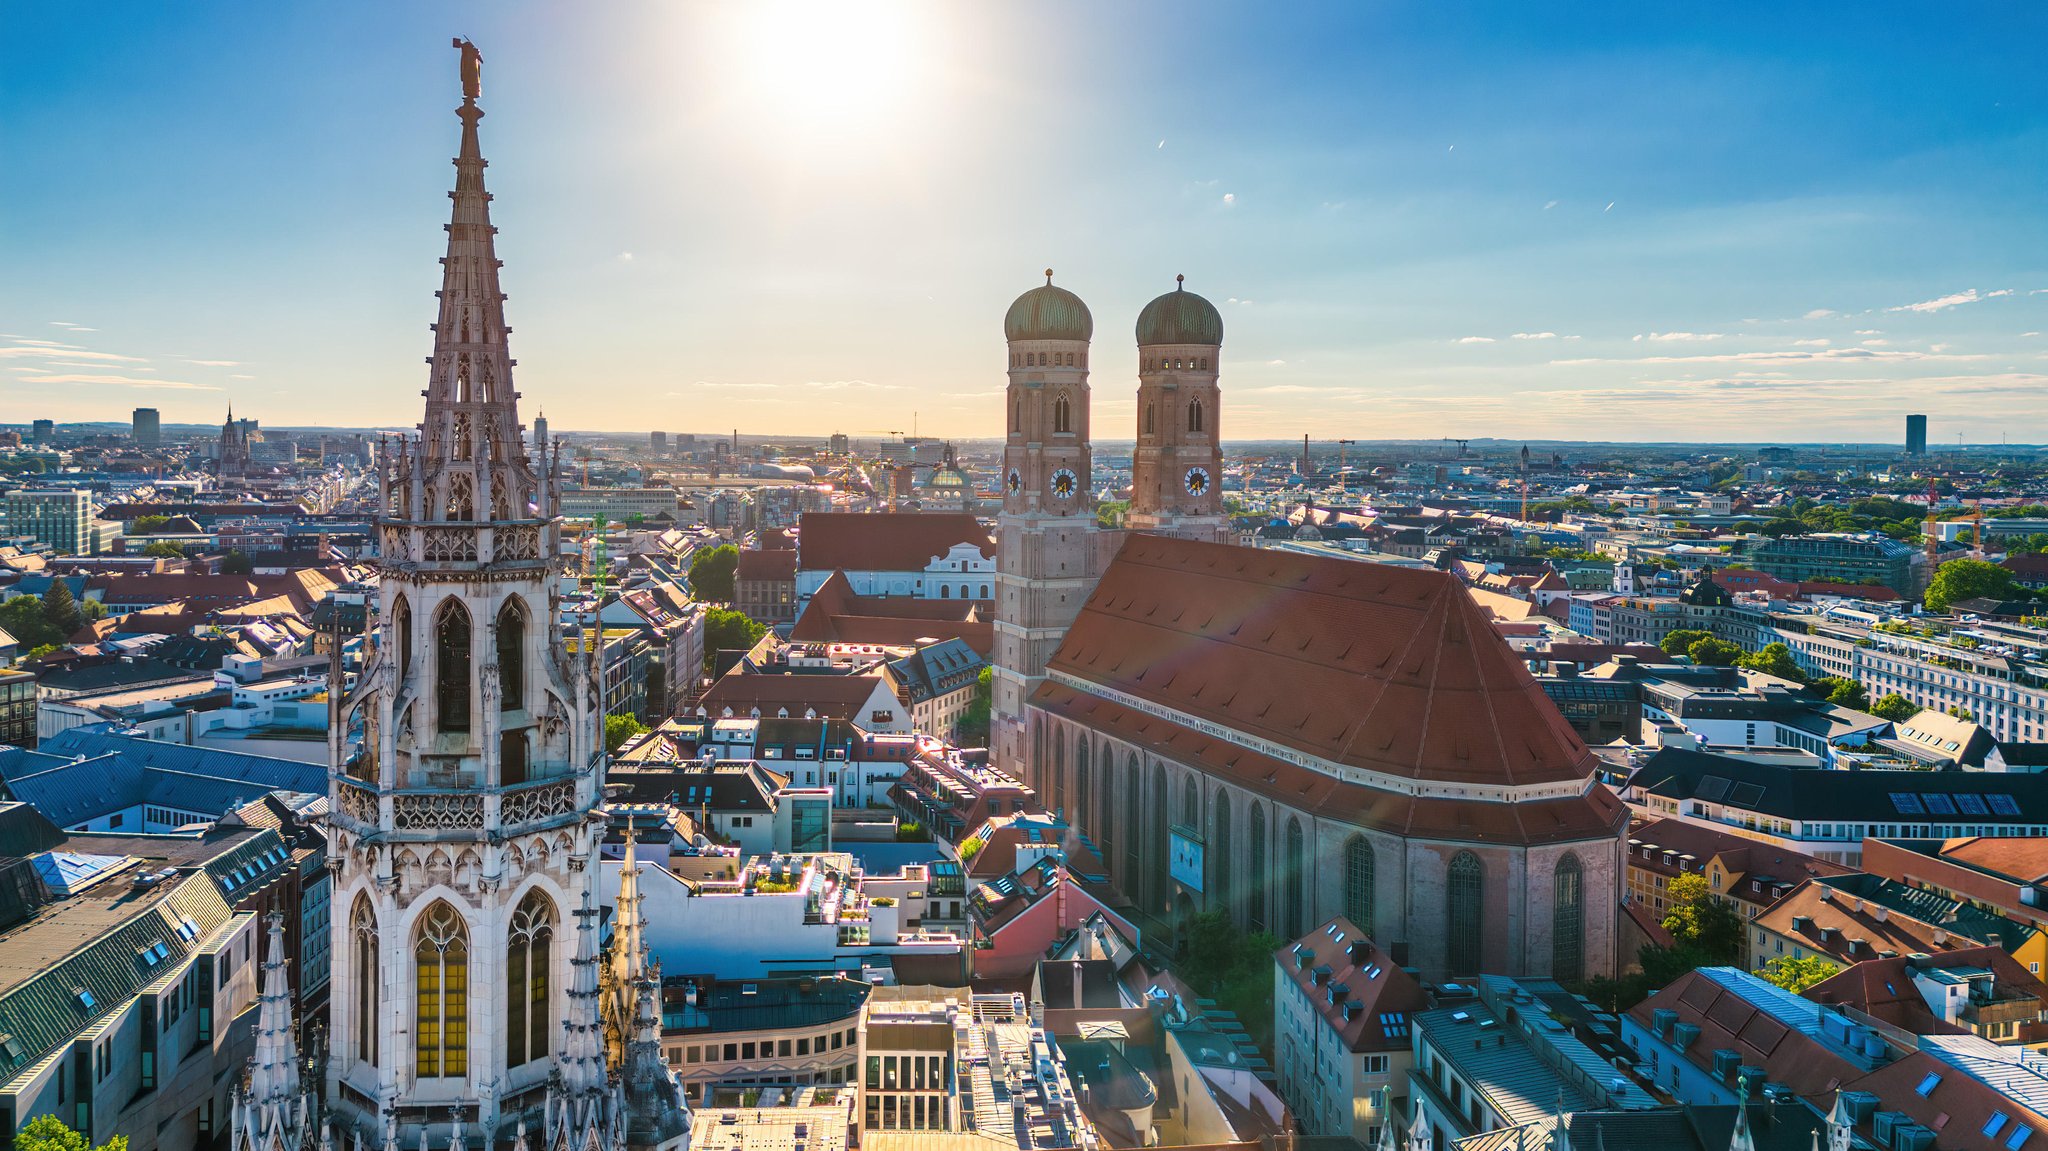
left=1176, top=273, right=1185, bottom=290
left=1045, top=268, right=1054, bottom=285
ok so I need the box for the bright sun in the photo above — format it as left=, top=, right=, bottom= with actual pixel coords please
left=721, top=1, right=927, bottom=136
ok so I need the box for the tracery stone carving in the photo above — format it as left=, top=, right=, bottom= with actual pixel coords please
left=392, top=792, right=484, bottom=831
left=501, top=780, right=576, bottom=827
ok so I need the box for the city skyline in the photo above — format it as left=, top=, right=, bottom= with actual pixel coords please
left=6, top=2, right=2048, bottom=441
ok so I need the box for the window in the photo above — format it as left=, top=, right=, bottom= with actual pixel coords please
left=1284, top=817, right=1306, bottom=939
left=1150, top=762, right=1169, bottom=909
left=414, top=902, right=470, bottom=1078
left=1447, top=851, right=1483, bottom=974
left=1344, top=835, right=1375, bottom=937
left=1210, top=798, right=1232, bottom=920
left=393, top=593, right=412, bottom=682
left=352, top=895, right=378, bottom=1065
left=436, top=602, right=472, bottom=732
left=1553, top=853, right=1585, bottom=984
left=1248, top=803, right=1268, bottom=931
left=497, top=599, right=526, bottom=711
left=1054, top=395, right=1073, bottom=434
left=506, top=890, right=554, bottom=1068
left=1188, top=398, right=1205, bottom=434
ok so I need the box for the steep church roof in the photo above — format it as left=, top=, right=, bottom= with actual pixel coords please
left=1046, top=535, right=1601, bottom=791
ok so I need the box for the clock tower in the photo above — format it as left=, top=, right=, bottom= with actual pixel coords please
left=1127, top=276, right=1230, bottom=543
left=992, top=272, right=1103, bottom=791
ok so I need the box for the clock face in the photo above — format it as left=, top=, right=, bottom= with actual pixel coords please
left=1050, top=468, right=1078, bottom=500
left=1006, top=468, right=1022, bottom=493
left=1184, top=466, right=1211, bottom=497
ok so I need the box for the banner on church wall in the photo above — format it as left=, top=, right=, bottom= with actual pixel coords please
left=1169, top=831, right=1204, bottom=893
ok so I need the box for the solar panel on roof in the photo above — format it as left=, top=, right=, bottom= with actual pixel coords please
left=1890, top=793, right=1926, bottom=815
left=1729, top=783, right=1766, bottom=807
left=1989, top=794, right=2023, bottom=816
left=1696, top=776, right=1732, bottom=802
left=1958, top=794, right=1990, bottom=816
left=1923, top=794, right=1957, bottom=815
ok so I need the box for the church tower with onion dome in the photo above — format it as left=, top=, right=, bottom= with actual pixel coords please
left=302, top=39, right=687, bottom=1151
left=1127, top=276, right=1230, bottom=544
left=991, top=272, right=1108, bottom=796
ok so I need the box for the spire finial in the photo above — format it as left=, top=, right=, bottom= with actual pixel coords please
left=453, top=38, right=483, bottom=103
left=1176, top=273, right=1185, bottom=289
left=1045, top=268, right=1054, bottom=285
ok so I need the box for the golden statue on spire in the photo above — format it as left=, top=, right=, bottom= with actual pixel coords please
left=453, top=37, right=483, bottom=102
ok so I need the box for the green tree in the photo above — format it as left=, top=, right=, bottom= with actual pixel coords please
left=1870, top=693, right=1918, bottom=722
left=0, top=595, right=62, bottom=650
left=39, top=579, right=83, bottom=637
left=26, top=644, right=60, bottom=662
left=1094, top=500, right=1130, bottom=529
left=1925, top=558, right=2017, bottom=613
left=956, top=666, right=992, bottom=745
left=1808, top=677, right=1870, bottom=712
left=220, top=550, right=255, bottom=575
left=1755, top=954, right=1840, bottom=994
left=1660, top=628, right=1714, bottom=659
left=128, top=514, right=171, bottom=535
left=1735, top=642, right=1806, bottom=682
left=688, top=544, right=740, bottom=602
left=17, top=1114, right=126, bottom=1151
left=1687, top=636, right=1743, bottom=667
left=141, top=540, right=187, bottom=559
left=1661, top=873, right=1744, bottom=960
left=1178, top=910, right=1284, bottom=1055
left=605, top=714, right=649, bottom=753
left=702, top=606, right=768, bottom=672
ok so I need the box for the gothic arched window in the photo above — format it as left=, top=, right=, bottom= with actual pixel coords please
left=436, top=601, right=472, bottom=733
left=1247, top=803, right=1267, bottom=931
left=497, top=598, right=526, bottom=712
left=1344, top=835, right=1375, bottom=937
left=414, top=902, right=470, bottom=1078
left=352, top=894, right=378, bottom=1065
left=1051, top=733, right=1066, bottom=815
left=1553, top=853, right=1585, bottom=984
left=1123, top=755, right=1142, bottom=890
left=1054, top=395, right=1073, bottom=434
left=1149, top=761, right=1168, bottom=909
left=1188, top=398, right=1205, bottom=434
left=506, top=890, right=555, bottom=1068
left=1073, top=739, right=1091, bottom=836
left=1210, top=796, right=1232, bottom=919
left=1181, top=776, right=1199, bottom=832
left=392, top=593, right=412, bottom=683
left=1285, top=817, right=1306, bottom=939
left=1145, top=404, right=1156, bottom=436
left=1447, top=851, right=1484, bottom=975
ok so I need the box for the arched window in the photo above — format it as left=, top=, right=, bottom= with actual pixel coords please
left=506, top=890, right=555, bottom=1067
left=1097, top=745, right=1115, bottom=862
left=497, top=599, right=525, bottom=712
left=1073, top=739, right=1091, bottom=836
left=1247, top=803, right=1267, bottom=932
left=501, top=730, right=529, bottom=787
left=1188, top=399, right=1205, bottom=434
left=1344, top=835, right=1375, bottom=937
left=1553, top=854, right=1585, bottom=984
left=1145, top=405, right=1155, bottom=436
left=392, top=594, right=412, bottom=683
left=1447, top=851, right=1484, bottom=975
left=414, top=902, right=470, bottom=1078
left=939, top=585, right=951, bottom=599
left=1181, top=777, right=1199, bottom=831
left=436, top=602, right=472, bottom=733
left=352, top=895, right=378, bottom=1065
left=1210, top=797, right=1232, bottom=919
left=1149, top=761, right=1168, bottom=909
left=1285, top=817, right=1306, bottom=939
left=1123, top=755, right=1142, bottom=891
left=1199, top=358, right=1208, bottom=370
left=979, top=584, right=990, bottom=599
left=1054, top=395, right=1073, bottom=434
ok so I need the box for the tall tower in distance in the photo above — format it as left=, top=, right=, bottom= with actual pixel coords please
left=1127, top=276, right=1230, bottom=543
left=992, top=271, right=1102, bottom=785
left=1906, top=412, right=1928, bottom=456
left=131, top=406, right=160, bottom=446
left=318, top=40, right=685, bottom=1151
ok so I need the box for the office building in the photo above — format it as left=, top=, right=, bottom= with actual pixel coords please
left=4, top=488, right=95, bottom=555
left=131, top=407, right=161, bottom=446
left=1907, top=413, right=1928, bottom=456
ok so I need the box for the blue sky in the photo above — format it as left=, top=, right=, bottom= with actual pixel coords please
left=4, top=2, right=2047, bottom=442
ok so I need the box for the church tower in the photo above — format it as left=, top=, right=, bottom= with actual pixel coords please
left=320, top=40, right=685, bottom=1151
left=992, top=272, right=1101, bottom=785
left=1126, top=276, right=1230, bottom=543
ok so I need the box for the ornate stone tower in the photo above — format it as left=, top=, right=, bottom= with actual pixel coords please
left=320, top=40, right=686, bottom=1151
left=1127, top=276, right=1230, bottom=543
left=992, top=272, right=1101, bottom=784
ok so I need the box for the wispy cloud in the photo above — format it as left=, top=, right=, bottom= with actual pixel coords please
left=0, top=345, right=145, bottom=363
left=1456, top=336, right=1495, bottom=344
left=1633, top=332, right=1724, bottom=343
left=181, top=359, right=240, bottom=367
left=1555, top=347, right=1988, bottom=367
left=1804, top=309, right=1836, bottom=319
left=49, top=322, right=96, bottom=332
left=1792, top=338, right=1830, bottom=347
left=1511, top=332, right=1560, bottom=341
left=13, top=372, right=219, bottom=390
left=1888, top=288, right=2012, bottom=313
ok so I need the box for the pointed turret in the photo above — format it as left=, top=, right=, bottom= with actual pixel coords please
left=248, top=914, right=301, bottom=1104
left=557, top=892, right=609, bottom=1096
left=1729, top=1077, right=1755, bottom=1151
left=619, top=960, right=691, bottom=1151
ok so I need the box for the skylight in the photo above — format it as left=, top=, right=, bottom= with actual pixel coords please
left=1916, top=1071, right=1940, bottom=1096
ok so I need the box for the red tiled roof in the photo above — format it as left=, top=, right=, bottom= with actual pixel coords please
left=1626, top=969, right=1862, bottom=1103
left=797, top=512, right=993, bottom=574
left=1048, top=535, right=1599, bottom=789
left=1274, top=916, right=1427, bottom=1053
left=736, top=549, right=798, bottom=581
left=791, top=570, right=994, bottom=656
left=1805, top=946, right=2048, bottom=1037
left=699, top=671, right=888, bottom=721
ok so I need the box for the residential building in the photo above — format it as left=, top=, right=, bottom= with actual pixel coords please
left=1749, top=874, right=2044, bottom=975
left=735, top=549, right=798, bottom=624
left=1751, top=533, right=1917, bottom=593
left=885, top=639, right=985, bottom=744
left=1623, top=816, right=1854, bottom=921
left=0, top=669, right=34, bottom=747
left=1272, top=917, right=1426, bottom=1145
left=657, top=975, right=867, bottom=1104
left=1806, top=947, right=2048, bottom=1045
left=1860, top=836, right=2048, bottom=938
left=0, top=727, right=325, bottom=832
left=794, top=513, right=996, bottom=607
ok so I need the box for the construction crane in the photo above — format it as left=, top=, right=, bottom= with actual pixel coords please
left=1337, top=439, right=1356, bottom=470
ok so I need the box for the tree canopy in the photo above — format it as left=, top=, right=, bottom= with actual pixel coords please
left=702, top=606, right=767, bottom=671
left=1686, top=636, right=1743, bottom=667
left=1870, top=693, right=1918, bottom=722
left=1735, top=642, right=1806, bottom=682
left=17, top=1115, right=125, bottom=1151
left=956, top=666, right=992, bottom=746
left=1925, top=558, right=2017, bottom=613
left=1659, top=629, right=1714, bottom=658
left=688, top=544, right=740, bottom=602
left=1755, top=954, right=1839, bottom=994
left=604, top=714, right=649, bottom=753
left=0, top=594, right=65, bottom=650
